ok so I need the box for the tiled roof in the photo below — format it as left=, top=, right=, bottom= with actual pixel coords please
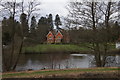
left=49, top=29, right=63, bottom=35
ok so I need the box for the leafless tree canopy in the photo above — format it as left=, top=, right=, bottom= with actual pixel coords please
left=0, top=0, right=41, bottom=22
left=66, top=1, right=118, bottom=29
left=65, top=1, right=119, bottom=67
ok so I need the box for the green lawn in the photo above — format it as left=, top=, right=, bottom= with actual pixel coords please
left=22, top=44, right=91, bottom=53
left=2, top=67, right=119, bottom=78
left=22, top=43, right=116, bottom=53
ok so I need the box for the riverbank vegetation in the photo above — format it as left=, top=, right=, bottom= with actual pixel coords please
left=22, top=43, right=117, bottom=54
left=22, top=44, right=91, bottom=53
left=2, top=67, right=119, bottom=78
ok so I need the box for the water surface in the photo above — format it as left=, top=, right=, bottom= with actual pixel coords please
left=16, top=53, right=120, bottom=71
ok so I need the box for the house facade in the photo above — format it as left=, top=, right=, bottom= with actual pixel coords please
left=55, top=31, right=63, bottom=43
left=46, top=30, right=65, bottom=44
left=46, top=31, right=54, bottom=43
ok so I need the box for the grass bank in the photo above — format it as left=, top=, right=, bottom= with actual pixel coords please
left=22, top=43, right=117, bottom=54
left=2, top=67, right=120, bottom=78
left=22, top=44, right=91, bottom=53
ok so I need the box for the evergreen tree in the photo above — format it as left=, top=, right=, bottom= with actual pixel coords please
left=115, top=21, right=120, bottom=38
left=111, top=21, right=120, bottom=42
left=37, top=16, right=50, bottom=43
left=30, top=16, right=37, bottom=34
left=55, top=14, right=62, bottom=30
left=2, top=17, right=17, bottom=45
left=20, top=13, right=29, bottom=37
left=47, top=14, right=54, bottom=30
left=2, top=17, right=11, bottom=45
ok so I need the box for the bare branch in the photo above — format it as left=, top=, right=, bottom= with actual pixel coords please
left=27, top=0, right=41, bottom=21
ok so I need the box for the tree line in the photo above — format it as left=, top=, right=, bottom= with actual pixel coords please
left=2, top=13, right=62, bottom=45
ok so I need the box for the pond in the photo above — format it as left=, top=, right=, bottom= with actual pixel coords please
left=16, top=53, right=120, bottom=71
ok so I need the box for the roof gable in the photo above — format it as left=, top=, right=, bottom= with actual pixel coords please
left=55, top=30, right=63, bottom=38
left=46, top=31, right=54, bottom=37
left=46, top=30, right=64, bottom=38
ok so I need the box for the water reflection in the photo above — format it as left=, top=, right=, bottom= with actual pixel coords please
left=15, top=53, right=120, bottom=71
left=89, top=54, right=120, bottom=67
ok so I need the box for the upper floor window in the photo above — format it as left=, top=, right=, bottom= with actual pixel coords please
left=49, top=36, right=53, bottom=39
left=57, top=36, right=61, bottom=39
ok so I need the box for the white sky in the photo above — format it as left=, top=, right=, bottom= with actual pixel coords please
left=36, top=0, right=70, bottom=28
left=0, top=0, right=70, bottom=19
left=0, top=0, right=119, bottom=25
left=0, top=0, right=119, bottom=19
left=39, top=0, right=69, bottom=17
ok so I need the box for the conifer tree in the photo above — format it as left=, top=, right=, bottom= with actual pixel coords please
left=55, top=14, right=62, bottom=30
left=20, top=13, right=29, bottom=37
left=37, top=17, right=49, bottom=43
left=2, top=17, right=11, bottom=45
left=30, top=16, right=37, bottom=34
left=47, top=14, right=54, bottom=30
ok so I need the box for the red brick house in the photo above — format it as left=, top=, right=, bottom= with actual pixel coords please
left=46, top=31, right=54, bottom=43
left=46, top=30, right=64, bottom=43
left=55, top=30, right=63, bottom=43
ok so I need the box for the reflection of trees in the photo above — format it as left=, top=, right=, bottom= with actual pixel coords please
left=106, top=56, right=117, bottom=67
left=64, top=59, right=72, bottom=69
left=116, top=55, right=120, bottom=67
left=105, top=56, right=120, bottom=67
left=89, top=54, right=120, bottom=67
left=14, top=53, right=120, bottom=71
left=15, top=53, right=71, bottom=70
left=46, top=53, right=70, bottom=69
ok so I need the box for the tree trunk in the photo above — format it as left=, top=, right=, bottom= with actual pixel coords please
left=12, top=38, right=24, bottom=70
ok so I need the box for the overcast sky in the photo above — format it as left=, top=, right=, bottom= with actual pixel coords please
left=39, top=0, right=69, bottom=17
left=0, top=0, right=70, bottom=19
left=0, top=0, right=119, bottom=23
left=0, top=0, right=119, bottom=19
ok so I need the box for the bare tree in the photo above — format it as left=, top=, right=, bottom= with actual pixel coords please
left=97, top=2, right=118, bottom=66
left=0, top=0, right=22, bottom=17
left=67, top=1, right=100, bottom=46
left=27, top=0, right=40, bottom=21
left=0, top=0, right=41, bottom=21
left=66, top=1, right=118, bottom=67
